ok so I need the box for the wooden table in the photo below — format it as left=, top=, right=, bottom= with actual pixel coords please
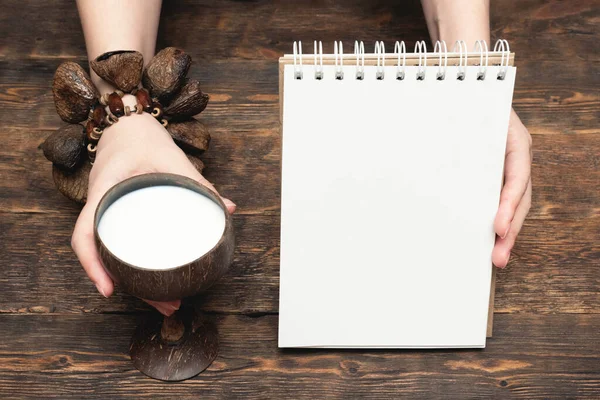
left=1, top=1, right=598, bottom=398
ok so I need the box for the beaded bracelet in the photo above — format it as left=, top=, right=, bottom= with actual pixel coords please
left=42, top=47, right=211, bottom=203
left=85, top=88, right=169, bottom=163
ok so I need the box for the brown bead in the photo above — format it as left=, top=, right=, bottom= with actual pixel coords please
left=85, top=120, right=97, bottom=143
left=134, top=88, right=153, bottom=113
left=92, top=106, right=107, bottom=127
left=108, top=92, right=125, bottom=117
left=91, top=127, right=103, bottom=141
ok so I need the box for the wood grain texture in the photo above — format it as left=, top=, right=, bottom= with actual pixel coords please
left=0, top=131, right=598, bottom=315
left=0, top=313, right=598, bottom=399
left=0, top=0, right=598, bottom=397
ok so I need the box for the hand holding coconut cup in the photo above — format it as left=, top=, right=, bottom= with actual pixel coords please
left=42, top=48, right=236, bottom=381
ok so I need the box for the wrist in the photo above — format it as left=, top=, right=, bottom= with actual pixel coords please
left=98, top=95, right=172, bottom=152
left=91, top=72, right=116, bottom=95
left=423, top=0, right=490, bottom=48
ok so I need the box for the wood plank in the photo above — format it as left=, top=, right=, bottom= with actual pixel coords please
left=0, top=313, right=597, bottom=398
left=0, top=0, right=598, bottom=397
left=1, top=0, right=598, bottom=63
left=0, top=57, right=598, bottom=136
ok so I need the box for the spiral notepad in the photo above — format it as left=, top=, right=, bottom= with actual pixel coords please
left=278, top=40, right=516, bottom=348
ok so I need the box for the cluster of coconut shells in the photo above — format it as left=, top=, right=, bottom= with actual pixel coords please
left=41, top=48, right=211, bottom=203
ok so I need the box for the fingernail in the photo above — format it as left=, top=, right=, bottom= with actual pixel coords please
left=154, top=304, right=171, bottom=316
left=501, top=226, right=510, bottom=239
left=162, top=307, right=176, bottom=317
left=504, top=252, right=511, bottom=267
left=95, top=284, right=107, bottom=298
left=167, top=303, right=180, bottom=311
left=224, top=199, right=237, bottom=214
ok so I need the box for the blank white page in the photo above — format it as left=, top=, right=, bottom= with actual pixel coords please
left=279, top=63, right=516, bottom=348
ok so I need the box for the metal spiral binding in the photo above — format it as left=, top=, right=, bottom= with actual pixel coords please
left=291, top=40, right=510, bottom=82
left=374, top=41, right=385, bottom=80
left=354, top=40, right=365, bottom=80
left=293, top=41, right=303, bottom=80
left=414, top=41, right=427, bottom=80
left=394, top=41, right=406, bottom=80
left=314, top=41, right=323, bottom=80
left=474, top=40, right=489, bottom=80
left=452, top=40, right=468, bottom=80
left=434, top=40, right=448, bottom=80
left=494, top=39, right=510, bottom=80
left=334, top=41, right=344, bottom=80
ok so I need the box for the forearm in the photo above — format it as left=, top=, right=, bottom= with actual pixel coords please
left=420, top=0, right=490, bottom=48
left=76, top=0, right=162, bottom=94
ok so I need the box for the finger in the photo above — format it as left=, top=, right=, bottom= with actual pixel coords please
left=190, top=174, right=236, bottom=213
left=143, top=299, right=181, bottom=316
left=165, top=159, right=237, bottom=214
left=221, top=197, right=237, bottom=215
left=72, top=201, right=114, bottom=298
left=494, top=134, right=531, bottom=239
left=194, top=174, right=236, bottom=213
left=71, top=173, right=121, bottom=298
left=493, top=178, right=532, bottom=268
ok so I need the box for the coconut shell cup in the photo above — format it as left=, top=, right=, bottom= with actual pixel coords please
left=94, top=173, right=234, bottom=301
left=93, top=173, right=235, bottom=382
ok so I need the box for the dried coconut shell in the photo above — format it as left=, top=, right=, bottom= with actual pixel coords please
left=41, top=124, right=85, bottom=170
left=53, top=62, right=99, bottom=123
left=186, top=154, right=205, bottom=174
left=163, top=79, right=209, bottom=120
left=167, top=119, right=210, bottom=155
left=90, top=50, right=143, bottom=93
left=142, top=47, right=191, bottom=101
left=52, top=161, right=91, bottom=204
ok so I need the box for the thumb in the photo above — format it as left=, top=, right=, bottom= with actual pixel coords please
left=196, top=175, right=237, bottom=215
left=168, top=162, right=237, bottom=214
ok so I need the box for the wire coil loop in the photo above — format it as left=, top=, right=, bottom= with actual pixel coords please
left=474, top=40, right=489, bottom=80
left=375, top=41, right=385, bottom=80
left=452, top=40, right=468, bottom=80
left=394, top=41, right=406, bottom=80
left=334, top=41, right=344, bottom=80
left=354, top=40, right=365, bottom=80
left=414, top=41, right=427, bottom=80
left=494, top=39, right=510, bottom=80
left=313, top=41, right=323, bottom=80
left=434, top=40, right=448, bottom=80
left=293, top=41, right=303, bottom=80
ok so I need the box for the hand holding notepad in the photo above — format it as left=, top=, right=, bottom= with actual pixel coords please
left=278, top=40, right=516, bottom=348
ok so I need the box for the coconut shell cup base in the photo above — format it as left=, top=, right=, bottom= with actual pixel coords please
left=94, top=173, right=235, bottom=381
left=130, top=308, right=218, bottom=382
